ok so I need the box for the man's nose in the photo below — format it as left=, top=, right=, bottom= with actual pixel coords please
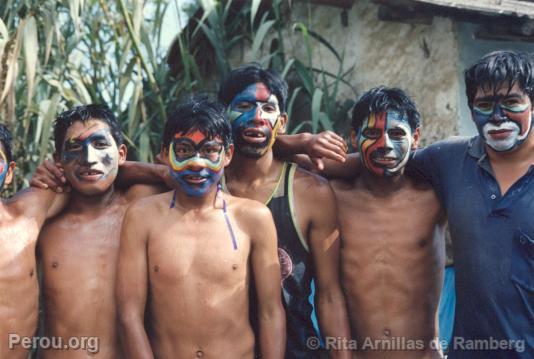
left=383, top=135, right=394, bottom=151
left=185, top=155, right=205, bottom=171
left=490, top=105, right=507, bottom=123
left=82, top=145, right=99, bottom=164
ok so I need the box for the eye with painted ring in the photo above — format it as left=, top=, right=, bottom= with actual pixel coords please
left=473, top=101, right=494, bottom=114
left=92, top=139, right=111, bottom=149
left=387, top=128, right=407, bottom=139
left=64, top=142, right=83, bottom=152
left=362, top=128, right=381, bottom=139
left=234, top=102, right=255, bottom=112
left=259, top=102, right=278, bottom=113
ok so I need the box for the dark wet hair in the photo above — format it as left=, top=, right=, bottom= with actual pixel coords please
left=464, top=51, right=534, bottom=107
left=218, top=63, right=288, bottom=112
left=352, top=86, right=421, bottom=131
left=0, top=123, right=13, bottom=163
left=163, top=95, right=232, bottom=149
left=54, top=104, right=123, bottom=153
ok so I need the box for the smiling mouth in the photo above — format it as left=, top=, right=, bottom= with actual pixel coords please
left=183, top=174, right=208, bottom=184
left=372, top=156, right=398, bottom=164
left=77, top=169, right=104, bottom=181
left=242, top=128, right=268, bottom=143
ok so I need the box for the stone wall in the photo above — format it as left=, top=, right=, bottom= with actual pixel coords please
left=235, top=0, right=463, bottom=144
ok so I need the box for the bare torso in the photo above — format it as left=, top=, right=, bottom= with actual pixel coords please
left=143, top=191, right=255, bottom=359
left=332, top=178, right=445, bottom=359
left=0, top=203, right=40, bottom=359
left=37, top=195, right=128, bottom=359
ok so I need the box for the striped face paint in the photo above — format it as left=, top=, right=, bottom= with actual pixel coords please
left=168, top=130, right=225, bottom=197
left=357, top=111, right=412, bottom=177
left=228, top=82, right=282, bottom=158
left=472, top=93, right=532, bottom=152
left=0, top=149, right=8, bottom=188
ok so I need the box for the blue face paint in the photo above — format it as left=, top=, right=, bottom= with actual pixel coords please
left=168, top=131, right=226, bottom=197
left=472, top=94, right=532, bottom=152
left=229, top=83, right=281, bottom=158
left=0, top=149, right=9, bottom=188
left=61, top=128, right=118, bottom=180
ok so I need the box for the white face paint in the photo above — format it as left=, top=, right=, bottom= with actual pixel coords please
left=482, top=121, right=522, bottom=152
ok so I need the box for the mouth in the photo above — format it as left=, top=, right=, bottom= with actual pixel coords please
left=241, top=128, right=268, bottom=143
left=76, top=169, right=104, bottom=181
left=487, top=129, right=513, bottom=140
left=183, top=174, right=208, bottom=185
left=371, top=156, right=398, bottom=166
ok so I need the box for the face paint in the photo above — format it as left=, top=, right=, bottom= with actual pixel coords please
left=228, top=83, right=282, bottom=158
left=61, top=127, right=119, bottom=182
left=168, top=130, right=225, bottom=197
left=0, top=149, right=8, bottom=188
left=472, top=93, right=532, bottom=152
left=357, top=111, right=413, bottom=177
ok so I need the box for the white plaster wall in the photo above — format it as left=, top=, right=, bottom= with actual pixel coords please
left=237, top=0, right=462, bottom=143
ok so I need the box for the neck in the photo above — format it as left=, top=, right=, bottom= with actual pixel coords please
left=486, top=132, right=534, bottom=165
left=172, top=184, right=220, bottom=212
left=359, top=170, right=407, bottom=195
left=69, top=185, right=116, bottom=213
left=227, top=149, right=277, bottom=181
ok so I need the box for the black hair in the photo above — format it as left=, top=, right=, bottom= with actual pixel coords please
left=0, top=123, right=13, bottom=163
left=464, top=51, right=534, bottom=107
left=54, top=104, right=123, bottom=153
left=218, top=63, right=288, bottom=112
left=163, top=95, right=232, bottom=149
left=351, top=86, right=421, bottom=131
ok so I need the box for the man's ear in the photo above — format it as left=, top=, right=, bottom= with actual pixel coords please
left=224, top=144, right=234, bottom=167
left=412, top=128, right=421, bottom=150
left=277, top=113, right=288, bottom=135
left=350, top=129, right=358, bottom=149
left=118, top=144, right=128, bottom=165
left=4, top=161, right=16, bottom=186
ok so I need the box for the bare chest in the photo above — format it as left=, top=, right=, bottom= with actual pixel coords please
left=148, top=215, right=251, bottom=286
left=336, top=187, right=443, bottom=251
left=0, top=217, right=39, bottom=276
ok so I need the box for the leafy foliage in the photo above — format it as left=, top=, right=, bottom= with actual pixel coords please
left=0, top=0, right=356, bottom=193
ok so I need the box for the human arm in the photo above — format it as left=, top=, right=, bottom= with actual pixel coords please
left=248, top=203, right=286, bottom=359
left=274, top=131, right=348, bottom=170
left=11, top=187, right=69, bottom=226
left=300, top=175, right=351, bottom=358
left=116, top=203, right=154, bottom=359
left=115, top=161, right=172, bottom=189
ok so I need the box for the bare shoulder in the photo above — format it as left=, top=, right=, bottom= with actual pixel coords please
left=293, top=166, right=335, bottom=200
left=125, top=190, right=174, bottom=220
left=329, top=178, right=355, bottom=193
left=124, top=183, right=167, bottom=203
left=5, top=188, right=54, bottom=218
left=225, top=194, right=274, bottom=231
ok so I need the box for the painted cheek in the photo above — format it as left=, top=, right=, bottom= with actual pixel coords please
left=505, top=110, right=532, bottom=136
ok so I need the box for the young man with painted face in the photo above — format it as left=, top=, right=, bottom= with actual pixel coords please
left=218, top=64, right=351, bottom=359
left=297, top=51, right=533, bottom=358
left=35, top=105, right=162, bottom=358
left=330, top=87, right=446, bottom=359
left=407, top=51, right=534, bottom=358
left=0, top=124, right=69, bottom=358
left=116, top=96, right=285, bottom=359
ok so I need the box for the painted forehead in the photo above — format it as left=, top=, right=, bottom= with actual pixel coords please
left=231, top=83, right=279, bottom=106
left=363, top=110, right=410, bottom=129
left=64, top=121, right=113, bottom=144
left=173, top=130, right=222, bottom=144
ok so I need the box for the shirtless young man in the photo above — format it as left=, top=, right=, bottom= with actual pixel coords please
left=218, top=64, right=351, bottom=358
left=0, top=124, right=68, bottom=358
left=116, top=96, right=285, bottom=359
left=35, top=105, right=160, bottom=358
left=329, top=87, right=446, bottom=358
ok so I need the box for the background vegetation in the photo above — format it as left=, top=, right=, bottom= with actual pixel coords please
left=0, top=0, right=356, bottom=193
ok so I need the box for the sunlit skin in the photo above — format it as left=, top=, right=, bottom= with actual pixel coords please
left=37, top=119, right=161, bottom=359
left=229, top=83, right=283, bottom=158
left=116, top=130, right=286, bottom=359
left=168, top=130, right=226, bottom=197
left=472, top=83, right=533, bottom=152
left=331, top=111, right=446, bottom=359
left=225, top=81, right=351, bottom=358
left=0, top=142, right=67, bottom=359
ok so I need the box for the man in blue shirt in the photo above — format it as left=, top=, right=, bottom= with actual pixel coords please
left=409, top=50, right=533, bottom=358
